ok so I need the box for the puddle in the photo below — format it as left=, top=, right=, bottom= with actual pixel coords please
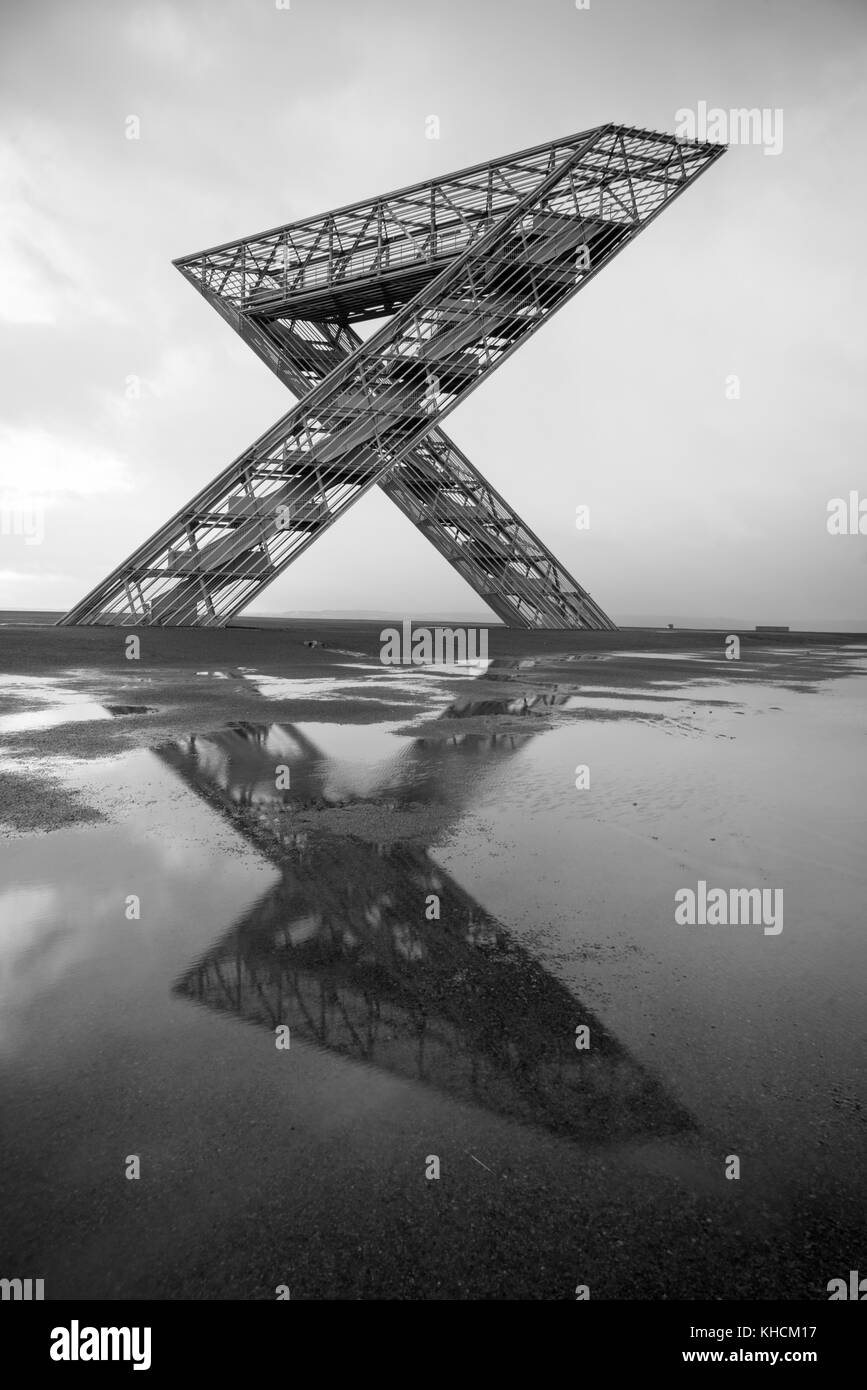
left=602, top=651, right=726, bottom=663
left=1, top=645, right=866, bottom=1298
left=0, top=702, right=112, bottom=734
left=164, top=719, right=418, bottom=806
left=175, top=832, right=693, bottom=1144
left=156, top=717, right=540, bottom=813
left=0, top=677, right=158, bottom=733
left=244, top=665, right=484, bottom=708
left=0, top=721, right=694, bottom=1150
left=0, top=677, right=112, bottom=733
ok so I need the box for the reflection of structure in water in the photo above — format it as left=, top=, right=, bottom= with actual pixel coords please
left=162, top=719, right=693, bottom=1145
left=173, top=836, right=693, bottom=1144
left=443, top=690, right=575, bottom=718
left=158, top=717, right=535, bottom=811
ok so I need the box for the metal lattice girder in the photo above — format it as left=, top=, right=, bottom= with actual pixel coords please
left=61, top=125, right=725, bottom=627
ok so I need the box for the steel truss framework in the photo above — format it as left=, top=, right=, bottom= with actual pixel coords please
left=61, top=125, right=724, bottom=628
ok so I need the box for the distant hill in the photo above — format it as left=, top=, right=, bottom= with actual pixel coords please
left=247, top=609, right=499, bottom=622
left=2, top=609, right=865, bottom=634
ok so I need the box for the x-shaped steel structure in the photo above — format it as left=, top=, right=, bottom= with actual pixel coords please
left=61, top=125, right=724, bottom=628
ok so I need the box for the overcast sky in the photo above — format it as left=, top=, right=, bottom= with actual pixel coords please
left=1, top=0, right=865, bottom=626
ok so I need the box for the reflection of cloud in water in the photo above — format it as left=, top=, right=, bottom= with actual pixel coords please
left=244, top=664, right=486, bottom=707
left=0, top=887, right=70, bottom=1043
left=0, top=676, right=112, bottom=733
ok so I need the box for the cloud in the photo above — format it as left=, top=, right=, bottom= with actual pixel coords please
left=123, top=2, right=220, bottom=76
left=0, top=425, right=132, bottom=497
left=0, top=136, right=123, bottom=326
left=0, top=570, right=67, bottom=583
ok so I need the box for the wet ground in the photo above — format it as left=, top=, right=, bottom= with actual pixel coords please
left=0, top=622, right=866, bottom=1299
